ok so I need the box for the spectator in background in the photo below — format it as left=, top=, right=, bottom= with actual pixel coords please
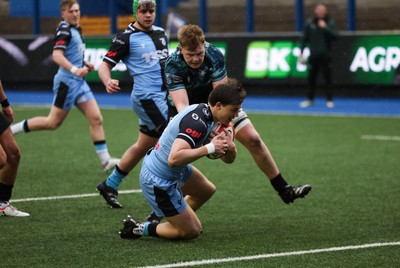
left=11, top=0, right=120, bottom=172
left=0, top=80, right=29, bottom=217
left=299, top=4, right=338, bottom=108
left=96, top=0, right=169, bottom=208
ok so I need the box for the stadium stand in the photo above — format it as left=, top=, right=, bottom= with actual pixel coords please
left=0, top=0, right=398, bottom=34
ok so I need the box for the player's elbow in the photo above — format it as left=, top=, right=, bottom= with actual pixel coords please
left=221, top=152, right=236, bottom=164
left=167, top=154, right=180, bottom=167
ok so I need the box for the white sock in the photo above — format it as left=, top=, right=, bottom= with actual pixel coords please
left=96, top=148, right=111, bottom=165
left=11, top=120, right=26, bottom=135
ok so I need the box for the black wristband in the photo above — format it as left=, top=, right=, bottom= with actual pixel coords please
left=1, top=98, right=10, bottom=108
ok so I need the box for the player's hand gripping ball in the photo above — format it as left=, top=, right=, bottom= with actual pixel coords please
left=205, top=122, right=235, bottom=159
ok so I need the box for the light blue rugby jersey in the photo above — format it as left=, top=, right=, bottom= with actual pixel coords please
left=145, top=103, right=214, bottom=179
left=103, top=23, right=169, bottom=99
left=53, top=21, right=85, bottom=80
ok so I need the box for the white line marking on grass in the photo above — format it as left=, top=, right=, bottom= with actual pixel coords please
left=10, top=189, right=142, bottom=203
left=361, top=135, right=400, bottom=141
left=137, top=242, right=400, bottom=268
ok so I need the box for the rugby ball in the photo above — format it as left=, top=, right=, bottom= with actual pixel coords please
left=205, top=122, right=235, bottom=159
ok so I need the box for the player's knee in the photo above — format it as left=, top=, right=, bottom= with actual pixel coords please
left=90, top=114, right=103, bottom=126
left=47, top=120, right=63, bottom=130
left=239, top=130, right=263, bottom=150
left=206, top=182, right=216, bottom=199
left=7, top=147, right=21, bottom=166
left=182, top=225, right=203, bottom=239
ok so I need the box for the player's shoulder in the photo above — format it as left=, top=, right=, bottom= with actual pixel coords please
left=186, top=103, right=212, bottom=121
left=152, top=25, right=166, bottom=33
left=165, top=49, right=184, bottom=68
left=205, top=42, right=220, bottom=53
left=205, top=42, right=223, bottom=59
left=110, top=23, right=137, bottom=44
left=55, top=21, right=71, bottom=33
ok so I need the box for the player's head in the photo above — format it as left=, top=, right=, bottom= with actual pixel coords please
left=314, top=4, right=328, bottom=19
left=208, top=78, right=246, bottom=125
left=60, top=0, right=80, bottom=26
left=133, top=0, right=156, bottom=31
left=133, top=0, right=156, bottom=18
left=178, top=24, right=206, bottom=69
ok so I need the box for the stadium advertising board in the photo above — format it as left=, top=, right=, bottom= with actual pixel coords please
left=1, top=34, right=399, bottom=88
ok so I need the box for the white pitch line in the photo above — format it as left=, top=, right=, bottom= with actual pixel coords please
left=10, top=189, right=142, bottom=203
left=361, top=135, right=400, bottom=141
left=137, top=242, right=400, bottom=268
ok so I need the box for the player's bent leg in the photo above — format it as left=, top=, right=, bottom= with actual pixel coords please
left=157, top=206, right=202, bottom=240
left=119, top=208, right=202, bottom=240
left=180, top=166, right=216, bottom=211
left=25, top=106, right=68, bottom=131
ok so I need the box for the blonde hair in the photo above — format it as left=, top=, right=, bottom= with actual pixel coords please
left=60, top=0, right=78, bottom=12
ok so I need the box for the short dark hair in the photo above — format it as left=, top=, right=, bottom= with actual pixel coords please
left=208, top=78, right=246, bottom=106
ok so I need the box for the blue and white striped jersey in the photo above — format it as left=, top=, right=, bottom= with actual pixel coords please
left=102, top=23, right=169, bottom=98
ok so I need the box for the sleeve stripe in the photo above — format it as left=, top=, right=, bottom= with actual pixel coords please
left=177, top=134, right=196, bottom=148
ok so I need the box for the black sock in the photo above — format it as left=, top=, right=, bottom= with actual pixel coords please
left=23, top=119, right=30, bottom=132
left=115, top=165, right=129, bottom=176
left=270, top=174, right=288, bottom=193
left=148, top=222, right=159, bottom=238
left=0, top=182, right=13, bottom=202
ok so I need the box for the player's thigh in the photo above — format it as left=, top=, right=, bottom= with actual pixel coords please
left=234, top=118, right=261, bottom=144
left=140, top=163, right=187, bottom=218
left=181, top=166, right=216, bottom=198
left=77, top=99, right=102, bottom=123
left=135, top=131, right=159, bottom=151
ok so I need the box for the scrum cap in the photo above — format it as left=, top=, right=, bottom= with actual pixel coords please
left=133, top=0, right=156, bottom=18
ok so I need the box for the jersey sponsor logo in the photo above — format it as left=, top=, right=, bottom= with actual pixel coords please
left=165, top=73, right=183, bottom=85
left=185, top=128, right=203, bottom=139
left=112, top=37, right=125, bottom=45
left=56, top=31, right=70, bottom=37
left=202, top=107, right=210, bottom=118
left=106, top=51, right=117, bottom=57
left=191, top=113, right=199, bottom=120
left=142, top=48, right=168, bottom=65
left=55, top=40, right=66, bottom=46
